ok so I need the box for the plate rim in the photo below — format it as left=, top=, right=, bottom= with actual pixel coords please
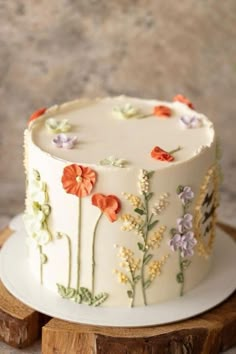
left=0, top=227, right=236, bottom=327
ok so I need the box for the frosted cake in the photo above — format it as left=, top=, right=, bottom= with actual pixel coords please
left=23, top=95, right=220, bottom=307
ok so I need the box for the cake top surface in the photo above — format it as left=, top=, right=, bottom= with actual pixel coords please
left=29, top=95, right=215, bottom=170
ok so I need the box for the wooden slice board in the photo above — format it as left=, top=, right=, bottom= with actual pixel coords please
left=0, top=224, right=235, bottom=353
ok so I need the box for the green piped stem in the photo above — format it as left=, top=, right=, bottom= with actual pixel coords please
left=92, top=211, right=103, bottom=296
left=140, top=195, right=149, bottom=306
left=128, top=265, right=136, bottom=308
left=65, top=235, right=72, bottom=288
left=168, top=146, right=182, bottom=155
left=179, top=204, right=188, bottom=296
left=77, top=198, right=82, bottom=290
left=39, top=245, right=43, bottom=285
left=179, top=250, right=184, bottom=296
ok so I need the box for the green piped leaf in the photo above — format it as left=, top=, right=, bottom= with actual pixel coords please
left=147, top=171, right=155, bottom=178
left=41, top=204, right=51, bottom=216
left=144, top=279, right=152, bottom=289
left=134, top=208, right=145, bottom=215
left=57, top=285, right=109, bottom=306
left=40, top=253, right=48, bottom=264
left=92, top=293, right=109, bottom=307
left=176, top=185, right=184, bottom=194
left=74, top=293, right=82, bottom=303
left=176, top=272, right=184, bottom=284
left=57, top=284, right=76, bottom=299
left=127, top=290, right=133, bottom=299
left=57, top=284, right=66, bottom=297
left=170, top=228, right=177, bottom=236
left=137, top=242, right=145, bottom=252
left=33, top=169, right=40, bottom=181
left=148, top=220, right=158, bottom=231
left=181, top=259, right=191, bottom=270
left=79, top=287, right=93, bottom=304
left=146, top=192, right=154, bottom=202
left=65, top=288, right=76, bottom=299
left=133, top=275, right=141, bottom=283
left=143, top=254, right=153, bottom=265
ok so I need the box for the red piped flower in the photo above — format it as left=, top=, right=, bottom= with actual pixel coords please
left=153, top=105, right=171, bottom=117
left=92, top=194, right=121, bottom=222
left=62, top=164, right=96, bottom=198
left=173, top=94, right=194, bottom=109
left=28, top=108, right=47, bottom=125
left=151, top=146, right=175, bottom=162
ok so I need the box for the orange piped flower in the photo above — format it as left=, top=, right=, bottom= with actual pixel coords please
left=153, top=105, right=171, bottom=117
left=28, top=108, right=47, bottom=125
left=173, top=94, right=194, bottom=109
left=62, top=164, right=96, bottom=198
left=92, top=194, right=121, bottom=222
left=151, top=146, right=174, bottom=162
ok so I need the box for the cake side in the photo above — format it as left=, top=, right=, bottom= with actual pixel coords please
left=24, top=95, right=219, bottom=307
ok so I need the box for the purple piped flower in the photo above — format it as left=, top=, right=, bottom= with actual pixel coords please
left=168, top=234, right=182, bottom=252
left=52, top=134, right=77, bottom=149
left=180, top=115, right=202, bottom=129
left=168, top=231, right=197, bottom=257
left=178, top=186, right=194, bottom=205
left=177, top=213, right=193, bottom=233
left=181, top=231, right=197, bottom=257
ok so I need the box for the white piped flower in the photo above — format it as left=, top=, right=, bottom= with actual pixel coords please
left=112, top=103, right=141, bottom=119
left=28, top=179, right=47, bottom=204
left=152, top=193, right=169, bottom=215
left=23, top=212, right=44, bottom=235
left=33, top=229, right=51, bottom=246
left=99, top=156, right=127, bottom=168
left=138, top=169, right=149, bottom=195
left=45, top=118, right=71, bottom=133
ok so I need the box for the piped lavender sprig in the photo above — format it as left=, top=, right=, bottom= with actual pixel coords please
left=52, top=134, right=77, bottom=149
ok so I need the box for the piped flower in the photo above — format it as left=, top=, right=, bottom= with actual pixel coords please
left=62, top=164, right=96, bottom=198
left=177, top=213, right=193, bottom=233
left=151, top=193, right=169, bottom=215
left=168, top=233, right=182, bottom=252
left=52, top=134, right=77, bottom=149
left=112, top=103, right=141, bottom=119
left=46, top=118, right=71, bottom=133
left=181, top=231, right=197, bottom=257
left=28, top=108, right=47, bottom=125
left=151, top=146, right=181, bottom=162
left=168, top=231, right=197, bottom=257
left=99, top=156, right=127, bottom=168
left=92, top=194, right=121, bottom=222
left=180, top=115, right=202, bottom=129
left=177, top=186, right=194, bottom=205
left=173, top=94, right=194, bottom=109
left=153, top=105, right=171, bottom=117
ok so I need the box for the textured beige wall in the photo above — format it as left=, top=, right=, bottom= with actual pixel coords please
left=0, top=1, right=235, bottom=222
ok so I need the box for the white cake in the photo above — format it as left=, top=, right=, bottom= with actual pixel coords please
left=23, top=95, right=219, bottom=307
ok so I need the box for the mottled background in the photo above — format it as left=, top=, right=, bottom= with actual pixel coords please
left=0, top=0, right=236, bottom=228
left=0, top=2, right=235, bottom=353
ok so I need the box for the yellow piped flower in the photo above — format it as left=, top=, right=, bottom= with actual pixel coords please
left=122, top=192, right=143, bottom=208
left=117, top=246, right=141, bottom=273
left=147, top=225, right=167, bottom=249
left=148, top=255, right=169, bottom=281
left=120, top=214, right=143, bottom=235
left=113, top=270, right=129, bottom=284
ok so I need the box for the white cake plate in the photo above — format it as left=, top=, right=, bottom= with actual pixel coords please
left=0, top=223, right=235, bottom=327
